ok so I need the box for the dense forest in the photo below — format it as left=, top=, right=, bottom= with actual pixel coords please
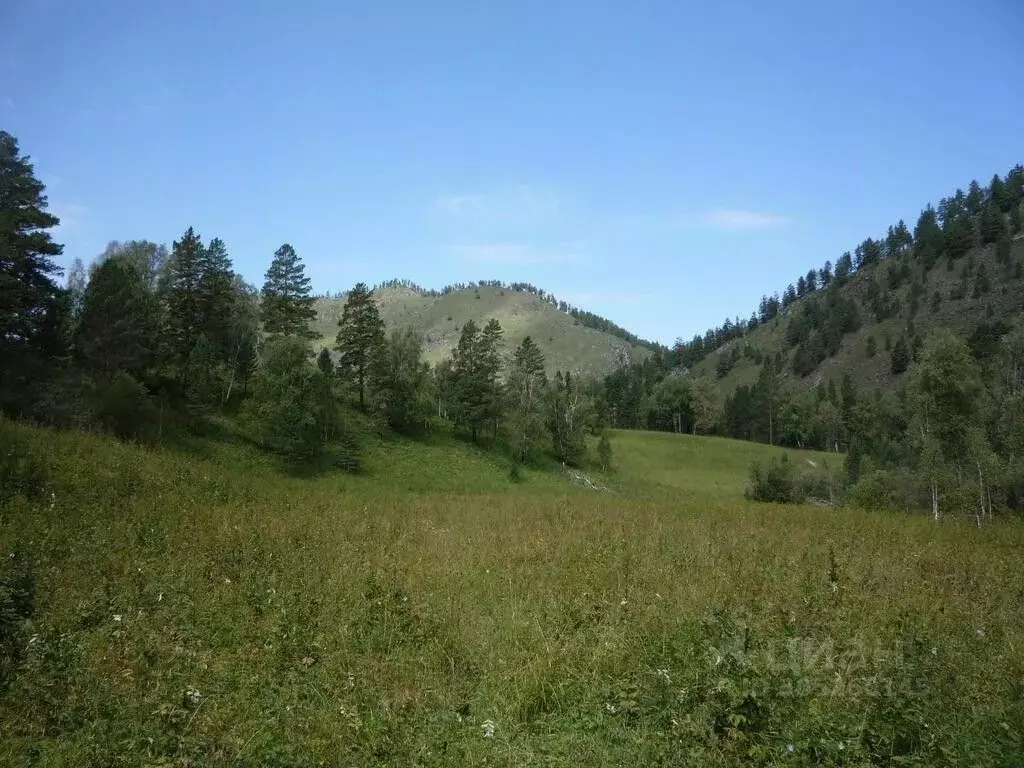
left=598, top=165, right=1024, bottom=517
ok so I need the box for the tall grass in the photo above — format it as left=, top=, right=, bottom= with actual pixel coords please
left=1, top=418, right=1021, bottom=766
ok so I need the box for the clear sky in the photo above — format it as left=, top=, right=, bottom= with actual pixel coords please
left=3, top=0, right=1022, bottom=345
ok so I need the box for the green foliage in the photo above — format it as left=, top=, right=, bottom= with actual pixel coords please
left=505, top=336, right=548, bottom=463
left=246, top=337, right=330, bottom=460
left=891, top=336, right=910, bottom=374
left=74, top=257, right=157, bottom=378
left=90, top=371, right=158, bottom=440
left=370, top=328, right=432, bottom=433
left=335, top=282, right=385, bottom=410
left=865, top=334, right=877, bottom=358
left=260, top=243, right=317, bottom=339
left=451, top=319, right=504, bottom=442
left=746, top=453, right=801, bottom=503
left=547, top=371, right=588, bottom=465
left=0, top=131, right=65, bottom=411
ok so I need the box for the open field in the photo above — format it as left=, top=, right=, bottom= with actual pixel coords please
left=1, top=420, right=1022, bottom=766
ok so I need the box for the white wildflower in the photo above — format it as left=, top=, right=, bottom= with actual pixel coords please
left=481, top=718, right=496, bottom=738
left=931, top=647, right=937, bottom=656
left=786, top=743, right=794, bottom=753
left=185, top=687, right=201, bottom=705
left=655, top=668, right=671, bottom=683
left=605, top=702, right=617, bottom=714
left=976, top=628, right=986, bottom=638
left=619, top=599, right=627, bottom=606
left=113, top=614, right=122, bottom=623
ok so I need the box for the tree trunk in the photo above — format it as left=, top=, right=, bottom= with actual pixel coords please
left=931, top=480, right=939, bottom=522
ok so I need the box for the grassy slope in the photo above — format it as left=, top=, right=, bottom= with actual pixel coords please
left=312, top=284, right=651, bottom=377
left=693, top=240, right=1024, bottom=396
left=2, top=421, right=1023, bottom=766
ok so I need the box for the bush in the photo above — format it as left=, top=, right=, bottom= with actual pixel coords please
left=746, top=453, right=803, bottom=503
left=91, top=371, right=158, bottom=441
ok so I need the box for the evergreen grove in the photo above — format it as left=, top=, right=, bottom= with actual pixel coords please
left=0, top=131, right=609, bottom=473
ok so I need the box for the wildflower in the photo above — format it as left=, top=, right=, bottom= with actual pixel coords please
left=655, top=668, right=671, bottom=683
left=976, top=628, right=986, bottom=638
left=185, top=687, right=201, bottom=705
left=620, top=599, right=627, bottom=606
left=224, top=577, right=232, bottom=584
left=931, top=647, right=937, bottom=656
left=113, top=614, right=122, bottom=623
left=830, top=581, right=838, bottom=593
left=787, top=743, right=794, bottom=753
left=300, top=655, right=316, bottom=667
left=605, top=703, right=617, bottom=714
left=481, top=719, right=496, bottom=738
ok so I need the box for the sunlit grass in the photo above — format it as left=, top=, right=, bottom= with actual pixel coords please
left=1, top=419, right=1021, bottom=766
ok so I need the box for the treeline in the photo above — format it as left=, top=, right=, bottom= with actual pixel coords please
left=598, top=162, right=1024, bottom=518
left=324, top=277, right=664, bottom=352
left=671, top=166, right=1024, bottom=369
left=0, top=131, right=610, bottom=472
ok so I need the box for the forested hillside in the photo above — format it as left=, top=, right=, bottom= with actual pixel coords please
left=596, top=166, right=1024, bottom=518
left=0, top=130, right=617, bottom=477
left=312, top=280, right=655, bottom=378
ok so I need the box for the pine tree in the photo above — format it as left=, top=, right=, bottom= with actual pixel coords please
left=913, top=205, right=944, bottom=270
left=506, top=336, right=547, bottom=462
left=317, top=347, right=335, bottom=376
left=164, top=227, right=205, bottom=367
left=75, top=257, right=156, bottom=378
left=891, top=336, right=910, bottom=374
left=479, top=318, right=505, bottom=437
left=979, top=203, right=1005, bottom=245
left=260, top=243, right=317, bottom=339
left=0, top=131, right=65, bottom=404
left=197, top=237, right=237, bottom=355
left=335, top=282, right=384, bottom=410
left=452, top=319, right=485, bottom=442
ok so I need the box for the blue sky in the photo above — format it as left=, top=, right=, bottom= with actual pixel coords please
left=3, top=0, right=1022, bottom=345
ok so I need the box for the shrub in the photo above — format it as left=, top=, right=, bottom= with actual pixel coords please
left=90, top=371, right=158, bottom=440
left=746, top=453, right=803, bottom=503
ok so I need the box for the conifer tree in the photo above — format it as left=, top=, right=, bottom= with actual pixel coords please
left=164, top=227, right=206, bottom=367
left=335, top=282, right=384, bottom=409
left=260, top=243, right=317, bottom=339
left=506, top=336, right=547, bottom=462
left=0, top=131, right=65, bottom=405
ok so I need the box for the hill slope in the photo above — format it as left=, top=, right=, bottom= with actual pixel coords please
left=313, top=283, right=652, bottom=377
left=693, top=238, right=1024, bottom=396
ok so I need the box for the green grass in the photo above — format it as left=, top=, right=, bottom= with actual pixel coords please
left=2, top=419, right=1023, bottom=766
left=312, top=284, right=651, bottom=378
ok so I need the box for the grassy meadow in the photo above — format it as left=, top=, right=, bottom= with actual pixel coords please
left=1, top=419, right=1023, bottom=766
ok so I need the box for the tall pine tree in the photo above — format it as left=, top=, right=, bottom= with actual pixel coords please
left=0, top=131, right=65, bottom=407
left=335, top=282, right=384, bottom=409
left=260, top=243, right=317, bottom=339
